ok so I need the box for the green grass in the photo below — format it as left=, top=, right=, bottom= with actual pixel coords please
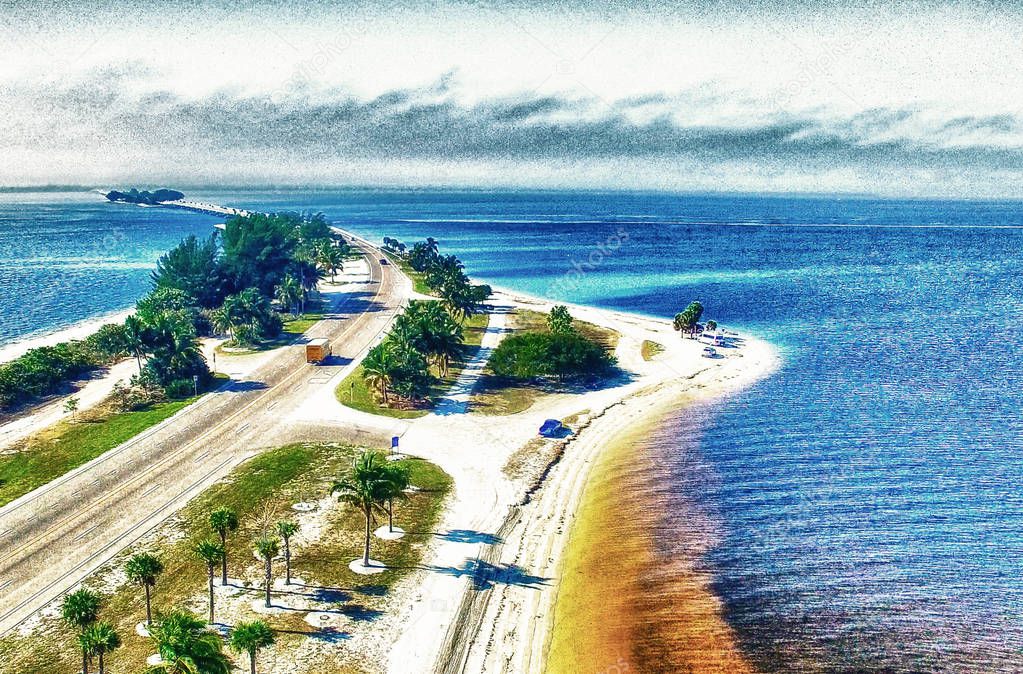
left=282, top=312, right=325, bottom=336
left=382, top=250, right=436, bottom=296
left=469, top=309, right=620, bottom=416
left=0, top=442, right=452, bottom=674
left=336, top=309, right=490, bottom=419
left=0, top=375, right=227, bottom=507
left=641, top=339, right=665, bottom=361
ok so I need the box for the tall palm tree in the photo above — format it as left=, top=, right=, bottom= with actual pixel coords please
left=209, top=307, right=233, bottom=338
left=147, top=610, right=231, bottom=674
left=331, top=452, right=392, bottom=567
left=63, top=589, right=102, bottom=674
left=361, top=343, right=394, bottom=404
left=124, top=315, right=147, bottom=374
left=228, top=620, right=275, bottom=674
left=253, top=536, right=279, bottom=608
left=294, top=259, right=323, bottom=309
left=193, top=540, right=225, bottom=624
left=275, top=521, right=299, bottom=585
left=80, top=622, right=120, bottom=674
left=274, top=275, right=302, bottom=317
left=208, top=507, right=238, bottom=585
left=316, top=240, right=344, bottom=283
left=381, top=463, right=412, bottom=534
left=125, top=553, right=164, bottom=626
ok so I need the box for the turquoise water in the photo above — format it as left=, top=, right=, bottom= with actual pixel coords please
left=4, top=189, right=1023, bottom=670
left=0, top=192, right=220, bottom=347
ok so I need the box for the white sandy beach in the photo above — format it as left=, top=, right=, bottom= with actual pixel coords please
left=283, top=282, right=780, bottom=673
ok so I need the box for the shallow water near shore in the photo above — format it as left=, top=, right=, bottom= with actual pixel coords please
left=5, top=189, right=1023, bottom=671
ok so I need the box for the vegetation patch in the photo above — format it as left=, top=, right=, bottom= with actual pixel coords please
left=470, top=308, right=619, bottom=416
left=0, top=375, right=226, bottom=507
left=0, top=442, right=451, bottom=674
left=381, top=250, right=435, bottom=296
left=336, top=308, right=489, bottom=419
left=641, top=340, right=665, bottom=361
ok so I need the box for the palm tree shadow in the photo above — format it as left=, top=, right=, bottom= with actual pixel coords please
left=430, top=559, right=549, bottom=591
left=221, top=380, right=269, bottom=393
left=352, top=584, right=388, bottom=597
left=340, top=603, right=384, bottom=622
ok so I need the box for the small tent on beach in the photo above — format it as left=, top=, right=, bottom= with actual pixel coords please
left=539, top=419, right=565, bottom=438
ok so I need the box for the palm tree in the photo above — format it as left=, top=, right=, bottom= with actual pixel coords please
left=331, top=451, right=392, bottom=567
left=381, top=463, right=412, bottom=534
left=316, top=240, right=344, bottom=283
left=208, top=507, right=238, bottom=585
left=229, top=620, right=275, bottom=674
left=275, top=521, right=299, bottom=585
left=274, top=275, right=302, bottom=317
left=125, top=552, right=164, bottom=626
left=62, top=588, right=102, bottom=674
left=253, top=536, right=279, bottom=608
left=193, top=540, right=225, bottom=624
left=80, top=622, right=120, bottom=674
left=361, top=343, right=395, bottom=404
left=209, top=307, right=233, bottom=339
left=294, top=259, right=323, bottom=309
left=147, top=610, right=231, bottom=674
left=124, top=315, right=147, bottom=374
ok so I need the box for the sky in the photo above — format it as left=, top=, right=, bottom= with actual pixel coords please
left=2, top=1, right=1023, bottom=196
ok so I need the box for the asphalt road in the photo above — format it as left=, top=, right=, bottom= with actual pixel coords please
left=0, top=241, right=407, bottom=635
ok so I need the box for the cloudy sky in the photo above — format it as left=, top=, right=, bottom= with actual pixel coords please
left=2, top=0, right=1023, bottom=196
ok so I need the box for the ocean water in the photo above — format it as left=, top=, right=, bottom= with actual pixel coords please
left=5, top=189, right=1023, bottom=670
left=0, top=191, right=221, bottom=347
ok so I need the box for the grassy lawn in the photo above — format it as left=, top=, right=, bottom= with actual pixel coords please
left=469, top=309, right=620, bottom=416
left=0, top=374, right=228, bottom=508
left=335, top=309, right=490, bottom=419
left=381, top=250, right=436, bottom=296
left=0, top=442, right=452, bottom=674
left=641, top=339, right=665, bottom=361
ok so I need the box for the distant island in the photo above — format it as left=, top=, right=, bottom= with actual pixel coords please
left=105, top=187, right=184, bottom=205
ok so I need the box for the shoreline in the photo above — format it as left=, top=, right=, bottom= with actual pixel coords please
left=539, top=336, right=779, bottom=673
left=400, top=282, right=781, bottom=673
left=0, top=308, right=134, bottom=365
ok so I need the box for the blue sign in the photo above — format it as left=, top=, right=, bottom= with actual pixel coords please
left=391, top=436, right=400, bottom=448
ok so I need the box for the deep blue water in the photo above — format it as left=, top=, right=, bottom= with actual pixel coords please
left=4, top=189, right=1023, bottom=671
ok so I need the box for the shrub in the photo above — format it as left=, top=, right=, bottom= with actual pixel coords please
left=84, top=323, right=130, bottom=362
left=110, top=379, right=166, bottom=412
left=489, top=332, right=616, bottom=381
left=164, top=378, right=197, bottom=399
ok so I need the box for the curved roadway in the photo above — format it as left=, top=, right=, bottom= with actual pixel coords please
left=0, top=239, right=406, bottom=635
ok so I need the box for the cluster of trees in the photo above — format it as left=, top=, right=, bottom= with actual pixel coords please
left=61, top=585, right=270, bottom=674
left=153, top=212, right=350, bottom=347
left=672, top=301, right=705, bottom=338
left=489, top=305, right=617, bottom=381
left=60, top=451, right=416, bottom=673
left=361, top=300, right=466, bottom=406
left=1, top=212, right=351, bottom=413
left=382, top=237, right=491, bottom=320
left=106, top=188, right=185, bottom=205
left=0, top=327, right=127, bottom=410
